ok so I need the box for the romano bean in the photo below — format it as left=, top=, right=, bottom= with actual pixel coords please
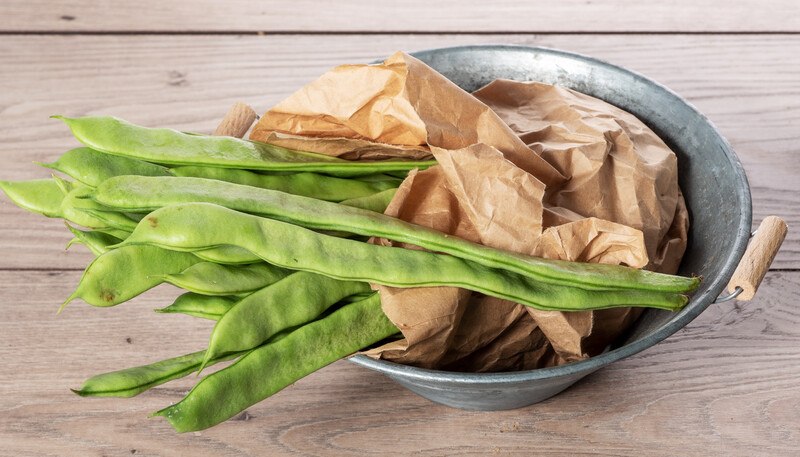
left=192, top=245, right=262, bottom=265
left=161, top=262, right=290, bottom=296
left=61, top=186, right=116, bottom=230
left=57, top=116, right=437, bottom=177
left=65, top=224, right=123, bottom=256
left=156, top=293, right=238, bottom=321
left=123, top=203, right=692, bottom=312
left=0, top=179, right=65, bottom=218
left=65, top=244, right=201, bottom=308
left=339, top=188, right=397, bottom=213
left=73, top=350, right=239, bottom=398
left=40, top=147, right=171, bottom=187
left=52, top=175, right=76, bottom=196
left=154, top=293, right=398, bottom=432
left=96, top=176, right=698, bottom=293
left=78, top=208, right=141, bottom=232
left=202, top=272, right=372, bottom=367
left=171, top=166, right=400, bottom=201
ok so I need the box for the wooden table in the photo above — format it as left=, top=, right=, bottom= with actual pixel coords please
left=1, top=2, right=798, bottom=455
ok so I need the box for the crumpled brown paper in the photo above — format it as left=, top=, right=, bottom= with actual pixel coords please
left=250, top=51, right=688, bottom=371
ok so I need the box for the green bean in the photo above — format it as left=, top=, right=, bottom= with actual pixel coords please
left=202, top=272, right=372, bottom=368
left=339, top=188, right=397, bottom=212
left=154, top=293, right=398, bottom=432
left=171, top=166, right=400, bottom=202
left=95, top=227, right=132, bottom=240
left=357, top=172, right=411, bottom=183
left=123, top=203, right=690, bottom=311
left=65, top=244, right=201, bottom=308
left=161, top=262, right=290, bottom=296
left=78, top=208, right=141, bottom=232
left=72, top=350, right=239, bottom=398
left=96, top=176, right=698, bottom=294
left=61, top=181, right=143, bottom=231
left=56, top=115, right=437, bottom=177
left=0, top=179, right=65, bottom=218
left=192, top=245, right=262, bottom=265
left=156, top=293, right=238, bottom=321
left=39, top=147, right=172, bottom=187
left=52, top=175, right=76, bottom=196
left=65, top=223, right=123, bottom=256
left=61, top=186, right=116, bottom=230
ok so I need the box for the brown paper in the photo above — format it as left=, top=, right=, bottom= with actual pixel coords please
left=251, top=51, right=566, bottom=187
left=252, top=52, right=688, bottom=372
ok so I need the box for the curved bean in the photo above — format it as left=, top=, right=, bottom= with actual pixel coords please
left=78, top=208, right=141, bottom=232
left=171, top=166, right=400, bottom=202
left=65, top=224, right=123, bottom=256
left=192, top=245, right=262, bottom=265
left=40, top=147, right=171, bottom=187
left=73, top=350, right=239, bottom=398
left=123, top=203, right=690, bottom=312
left=339, top=188, right=397, bottom=212
left=161, top=262, right=290, bottom=296
left=202, top=272, right=371, bottom=368
left=154, top=293, right=398, bottom=432
left=156, top=293, right=238, bottom=321
left=61, top=186, right=117, bottom=230
left=61, top=182, right=143, bottom=231
left=52, top=175, right=76, bottom=196
left=57, top=115, right=437, bottom=177
left=96, top=176, right=698, bottom=293
left=65, top=244, right=201, bottom=308
left=0, top=179, right=65, bottom=218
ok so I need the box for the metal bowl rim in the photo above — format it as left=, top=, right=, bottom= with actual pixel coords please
left=349, top=44, right=753, bottom=385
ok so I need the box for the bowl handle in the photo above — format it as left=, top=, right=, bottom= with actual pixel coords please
left=213, top=102, right=257, bottom=138
left=717, top=216, right=788, bottom=302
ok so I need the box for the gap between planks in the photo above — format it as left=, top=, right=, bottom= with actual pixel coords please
left=2, top=31, right=800, bottom=36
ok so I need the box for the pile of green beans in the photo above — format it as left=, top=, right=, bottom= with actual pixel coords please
left=0, top=115, right=700, bottom=432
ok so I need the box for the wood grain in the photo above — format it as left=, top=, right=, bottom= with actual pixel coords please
left=1, top=0, right=799, bottom=32
left=213, top=102, right=257, bottom=137
left=0, top=34, right=798, bottom=269
left=0, top=269, right=797, bottom=456
left=729, top=216, right=789, bottom=299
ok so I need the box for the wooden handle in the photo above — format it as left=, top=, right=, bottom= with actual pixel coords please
left=213, top=102, right=257, bottom=138
left=727, top=216, right=787, bottom=300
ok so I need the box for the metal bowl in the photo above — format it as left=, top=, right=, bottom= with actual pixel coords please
left=348, top=45, right=752, bottom=410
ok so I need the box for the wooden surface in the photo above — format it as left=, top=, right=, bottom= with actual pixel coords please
left=2, top=1, right=800, bottom=32
left=1, top=4, right=799, bottom=456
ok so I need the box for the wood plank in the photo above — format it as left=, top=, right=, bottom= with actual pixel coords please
left=0, top=269, right=797, bottom=455
left=1, top=34, right=798, bottom=269
left=1, top=1, right=799, bottom=33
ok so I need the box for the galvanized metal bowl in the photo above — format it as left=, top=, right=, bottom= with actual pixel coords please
left=348, top=45, right=752, bottom=410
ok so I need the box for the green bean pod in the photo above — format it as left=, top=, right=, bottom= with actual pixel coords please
left=192, top=245, right=262, bottom=265
left=171, top=166, right=400, bottom=202
left=57, top=115, right=437, bottom=177
left=339, top=188, right=397, bottom=213
left=65, top=244, right=201, bottom=308
left=61, top=187, right=117, bottom=230
left=72, top=350, right=239, bottom=398
left=202, top=272, right=372, bottom=367
left=95, top=176, right=698, bottom=294
left=65, top=224, right=123, bottom=256
left=78, top=208, right=141, bottom=232
left=156, top=293, right=238, bottom=321
left=0, top=179, right=65, bottom=218
left=154, top=293, right=398, bottom=432
left=39, top=147, right=172, bottom=187
left=123, top=203, right=690, bottom=312
left=161, top=262, right=290, bottom=296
